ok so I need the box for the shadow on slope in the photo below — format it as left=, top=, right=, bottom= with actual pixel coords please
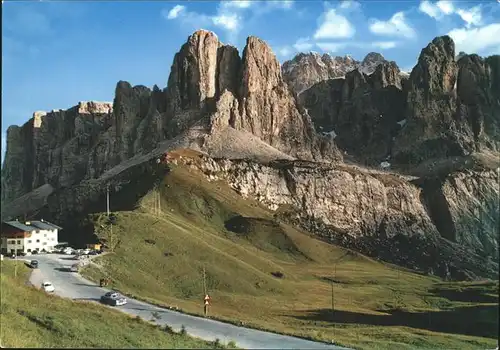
left=291, top=303, right=498, bottom=339
left=224, top=216, right=304, bottom=257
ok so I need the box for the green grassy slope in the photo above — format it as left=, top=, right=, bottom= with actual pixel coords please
left=81, top=152, right=499, bottom=350
left=0, top=260, right=232, bottom=349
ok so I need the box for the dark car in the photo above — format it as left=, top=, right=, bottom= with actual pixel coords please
left=30, top=260, right=39, bottom=268
left=100, top=292, right=127, bottom=306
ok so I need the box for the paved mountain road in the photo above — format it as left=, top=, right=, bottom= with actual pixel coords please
left=27, top=254, right=349, bottom=349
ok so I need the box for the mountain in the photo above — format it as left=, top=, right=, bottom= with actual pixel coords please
left=1, top=31, right=498, bottom=281
left=1, top=30, right=341, bottom=203
left=281, top=51, right=393, bottom=95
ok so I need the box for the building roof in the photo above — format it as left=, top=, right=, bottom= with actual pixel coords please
left=4, top=221, right=37, bottom=232
left=30, top=220, right=63, bottom=231
left=3, top=219, right=63, bottom=232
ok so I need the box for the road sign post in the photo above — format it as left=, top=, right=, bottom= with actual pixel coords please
left=204, top=294, right=211, bottom=317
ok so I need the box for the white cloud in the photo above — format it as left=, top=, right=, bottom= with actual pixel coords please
left=419, top=1, right=484, bottom=28
left=456, top=6, right=482, bottom=28
left=339, top=0, right=361, bottom=11
left=221, top=0, right=252, bottom=9
left=276, top=46, right=293, bottom=57
left=448, top=23, right=500, bottom=55
left=293, top=37, right=313, bottom=51
left=267, top=0, right=294, bottom=10
left=372, top=41, right=397, bottom=49
left=212, top=13, right=239, bottom=31
left=436, top=1, right=455, bottom=15
left=419, top=1, right=454, bottom=19
left=315, top=40, right=398, bottom=52
left=369, top=12, right=416, bottom=39
left=419, top=1, right=441, bottom=18
left=165, top=5, right=186, bottom=20
left=315, top=42, right=349, bottom=52
left=314, top=9, right=355, bottom=40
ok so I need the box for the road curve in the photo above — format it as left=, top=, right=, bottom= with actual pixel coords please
left=27, top=254, right=349, bottom=350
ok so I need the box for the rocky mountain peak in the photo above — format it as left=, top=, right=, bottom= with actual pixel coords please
left=411, top=35, right=457, bottom=95
left=282, top=52, right=359, bottom=94
left=359, top=52, right=387, bottom=75
left=241, top=36, right=282, bottom=95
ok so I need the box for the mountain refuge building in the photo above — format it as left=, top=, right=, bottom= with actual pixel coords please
left=0, top=219, right=62, bottom=255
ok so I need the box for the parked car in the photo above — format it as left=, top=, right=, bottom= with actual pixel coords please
left=63, top=248, right=74, bottom=255
left=30, top=260, right=39, bottom=268
left=41, top=281, right=55, bottom=293
left=100, top=292, right=127, bottom=306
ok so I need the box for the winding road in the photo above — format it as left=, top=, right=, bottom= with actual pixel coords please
left=26, top=254, right=349, bottom=349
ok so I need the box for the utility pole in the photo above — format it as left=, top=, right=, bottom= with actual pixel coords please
left=157, top=184, right=161, bottom=215
left=106, top=184, right=110, bottom=217
left=203, top=266, right=207, bottom=295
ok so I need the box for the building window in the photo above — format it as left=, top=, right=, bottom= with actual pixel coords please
left=44, top=234, right=47, bottom=237
left=28, top=240, right=32, bottom=243
left=8, top=240, right=15, bottom=244
left=42, top=242, right=47, bottom=246
left=36, top=239, right=40, bottom=243
left=16, top=240, right=21, bottom=244
left=27, top=249, right=31, bottom=252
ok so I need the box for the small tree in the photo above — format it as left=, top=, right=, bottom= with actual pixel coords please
left=95, top=213, right=120, bottom=252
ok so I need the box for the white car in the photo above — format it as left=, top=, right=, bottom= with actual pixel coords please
left=41, top=281, right=55, bottom=293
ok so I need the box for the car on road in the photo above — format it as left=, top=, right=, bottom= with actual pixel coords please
left=41, top=281, right=55, bottom=293
left=100, top=292, right=127, bottom=306
left=30, top=260, right=39, bottom=268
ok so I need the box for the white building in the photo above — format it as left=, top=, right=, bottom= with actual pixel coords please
left=1, top=220, right=62, bottom=255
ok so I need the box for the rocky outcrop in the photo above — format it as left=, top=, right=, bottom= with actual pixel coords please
left=299, top=60, right=406, bottom=164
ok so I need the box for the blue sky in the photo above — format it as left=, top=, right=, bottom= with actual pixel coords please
left=2, top=0, right=499, bottom=163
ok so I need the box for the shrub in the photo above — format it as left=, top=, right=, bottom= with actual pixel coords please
left=212, top=338, right=222, bottom=348
left=271, top=271, right=284, bottom=278
left=163, top=324, right=175, bottom=334
left=180, top=324, right=187, bottom=336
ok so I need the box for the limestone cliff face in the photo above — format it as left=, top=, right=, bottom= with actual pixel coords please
left=164, top=31, right=341, bottom=161
left=299, top=61, right=406, bottom=164
left=174, top=155, right=498, bottom=279
left=2, top=30, right=340, bottom=204
left=393, top=38, right=500, bottom=165
left=2, top=102, right=113, bottom=202
left=298, top=36, right=499, bottom=168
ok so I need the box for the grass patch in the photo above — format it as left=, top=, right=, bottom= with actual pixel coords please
left=0, top=260, right=234, bottom=348
left=81, top=164, right=498, bottom=350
